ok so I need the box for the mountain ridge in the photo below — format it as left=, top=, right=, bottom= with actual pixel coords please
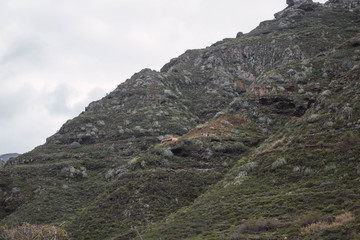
left=1, top=0, right=360, bottom=239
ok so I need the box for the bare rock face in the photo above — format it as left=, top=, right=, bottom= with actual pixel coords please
left=286, top=0, right=312, bottom=7
left=276, top=0, right=320, bottom=19
left=325, top=0, right=360, bottom=11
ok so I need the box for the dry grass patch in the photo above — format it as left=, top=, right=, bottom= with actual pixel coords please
left=0, top=223, right=69, bottom=240
left=300, top=212, right=355, bottom=235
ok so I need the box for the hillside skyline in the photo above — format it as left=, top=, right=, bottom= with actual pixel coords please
left=0, top=0, right=326, bottom=154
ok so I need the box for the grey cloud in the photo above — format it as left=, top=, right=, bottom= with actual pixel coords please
left=0, top=87, right=32, bottom=119
left=45, top=84, right=106, bottom=116
left=70, top=87, right=107, bottom=115
left=0, top=40, right=43, bottom=65
left=45, top=85, right=78, bottom=115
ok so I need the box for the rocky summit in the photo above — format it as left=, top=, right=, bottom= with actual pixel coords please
left=1, top=0, right=360, bottom=239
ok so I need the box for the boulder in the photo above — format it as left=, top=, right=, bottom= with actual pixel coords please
left=70, top=142, right=81, bottom=149
left=236, top=32, right=244, bottom=38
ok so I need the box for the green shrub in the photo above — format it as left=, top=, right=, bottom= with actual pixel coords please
left=297, top=211, right=323, bottom=227
left=239, top=218, right=280, bottom=233
left=233, top=142, right=248, bottom=153
left=163, top=149, right=174, bottom=158
left=324, top=164, right=336, bottom=173
left=307, top=114, right=321, bottom=123
left=271, top=158, right=287, bottom=170
left=213, top=143, right=225, bottom=152
left=304, top=167, right=313, bottom=175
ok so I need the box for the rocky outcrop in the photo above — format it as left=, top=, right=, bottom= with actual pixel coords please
left=324, top=0, right=360, bottom=11
left=276, top=0, right=320, bottom=19
left=286, top=0, right=313, bottom=7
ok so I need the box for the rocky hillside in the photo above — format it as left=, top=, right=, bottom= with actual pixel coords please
left=1, top=0, right=360, bottom=239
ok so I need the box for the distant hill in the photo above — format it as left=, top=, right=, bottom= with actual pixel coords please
left=0, top=153, right=19, bottom=162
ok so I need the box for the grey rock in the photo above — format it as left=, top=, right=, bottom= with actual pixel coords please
left=278, top=22, right=289, bottom=29
left=259, top=116, right=272, bottom=125
left=221, top=120, right=230, bottom=125
left=277, top=86, right=286, bottom=92
left=236, top=32, right=244, bottom=38
left=286, top=0, right=312, bottom=7
left=325, top=0, right=360, bottom=11
left=96, top=120, right=106, bottom=127
left=164, top=89, right=177, bottom=98
left=70, top=142, right=81, bottom=149
left=12, top=187, right=20, bottom=194
left=61, top=167, right=70, bottom=174
left=231, top=129, right=240, bottom=135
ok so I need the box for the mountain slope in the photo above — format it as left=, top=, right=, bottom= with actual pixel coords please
left=1, top=0, right=360, bottom=239
left=140, top=34, right=360, bottom=240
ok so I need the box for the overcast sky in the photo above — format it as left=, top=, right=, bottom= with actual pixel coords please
left=0, top=0, right=327, bottom=154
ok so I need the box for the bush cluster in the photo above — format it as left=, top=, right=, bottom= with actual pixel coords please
left=271, top=158, right=287, bottom=170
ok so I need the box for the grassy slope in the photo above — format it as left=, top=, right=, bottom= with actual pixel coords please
left=139, top=37, right=360, bottom=239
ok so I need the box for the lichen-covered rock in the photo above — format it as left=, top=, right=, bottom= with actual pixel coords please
left=70, top=142, right=81, bottom=149
left=11, top=187, right=20, bottom=194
